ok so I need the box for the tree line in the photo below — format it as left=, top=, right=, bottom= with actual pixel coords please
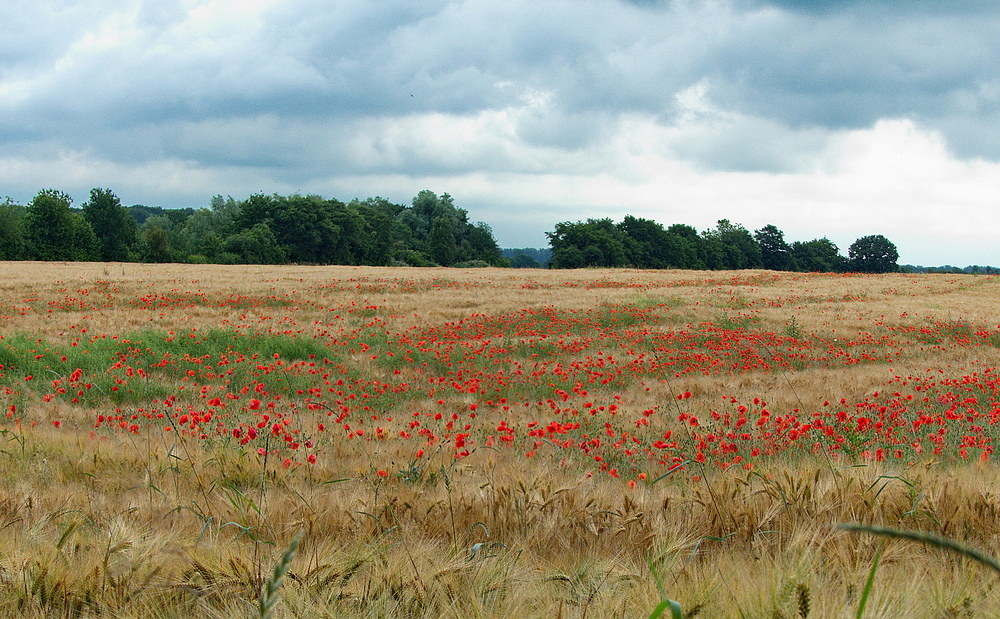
left=0, top=189, right=505, bottom=267
left=545, top=216, right=900, bottom=273
left=0, top=189, right=904, bottom=272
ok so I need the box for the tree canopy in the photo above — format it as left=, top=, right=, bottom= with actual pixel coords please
left=848, top=234, right=899, bottom=273
left=24, top=189, right=98, bottom=261
left=546, top=215, right=891, bottom=273
left=0, top=188, right=907, bottom=273
left=0, top=189, right=506, bottom=268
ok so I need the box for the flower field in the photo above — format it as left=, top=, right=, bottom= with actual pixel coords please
left=3, top=262, right=1000, bottom=617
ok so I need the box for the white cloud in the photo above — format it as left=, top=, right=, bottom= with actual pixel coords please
left=3, top=0, right=1000, bottom=266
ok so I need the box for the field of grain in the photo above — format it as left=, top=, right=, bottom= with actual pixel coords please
left=2, top=262, right=1000, bottom=618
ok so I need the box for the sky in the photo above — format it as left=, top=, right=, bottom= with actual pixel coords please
left=3, top=0, right=1000, bottom=266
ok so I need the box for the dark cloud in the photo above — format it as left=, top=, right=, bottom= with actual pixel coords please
left=4, top=0, right=997, bottom=170
left=2, top=0, right=1000, bottom=266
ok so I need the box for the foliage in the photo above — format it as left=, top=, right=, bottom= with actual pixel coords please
left=0, top=198, right=27, bottom=260
left=702, top=219, right=763, bottom=269
left=547, top=218, right=629, bottom=268
left=508, top=254, right=542, bottom=268
left=849, top=234, right=899, bottom=273
left=790, top=237, right=846, bottom=272
left=503, top=247, right=552, bottom=267
left=3, top=188, right=504, bottom=268
left=82, top=188, right=137, bottom=261
left=548, top=216, right=851, bottom=272
left=219, top=223, right=288, bottom=264
left=754, top=224, right=792, bottom=271
left=138, top=220, right=172, bottom=263
left=24, top=189, right=99, bottom=261
left=0, top=188, right=931, bottom=274
left=429, top=215, right=457, bottom=266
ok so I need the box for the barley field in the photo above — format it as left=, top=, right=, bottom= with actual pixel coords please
left=2, top=262, right=1000, bottom=618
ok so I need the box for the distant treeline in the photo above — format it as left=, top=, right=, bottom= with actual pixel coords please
left=502, top=247, right=552, bottom=268
left=899, top=265, right=1000, bottom=274
left=545, top=216, right=901, bottom=273
left=0, top=189, right=505, bottom=267
left=2, top=189, right=992, bottom=273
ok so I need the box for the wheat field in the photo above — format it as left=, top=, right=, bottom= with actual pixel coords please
left=2, top=261, right=1000, bottom=618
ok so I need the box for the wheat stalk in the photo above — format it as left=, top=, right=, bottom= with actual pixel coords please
left=258, top=528, right=305, bottom=619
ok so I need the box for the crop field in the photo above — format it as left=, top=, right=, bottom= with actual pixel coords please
left=3, top=262, right=1000, bottom=617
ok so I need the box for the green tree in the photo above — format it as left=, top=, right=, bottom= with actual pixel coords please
left=702, top=220, right=762, bottom=270
left=509, top=254, right=542, bottom=268
left=327, top=202, right=370, bottom=265
left=175, top=208, right=222, bottom=260
left=135, top=215, right=176, bottom=263
left=547, top=219, right=628, bottom=268
left=848, top=234, right=899, bottom=273
left=69, top=216, right=101, bottom=261
left=83, top=188, right=137, bottom=261
left=463, top=222, right=504, bottom=265
left=219, top=223, right=287, bottom=264
left=429, top=215, right=457, bottom=266
left=140, top=226, right=171, bottom=263
left=754, top=224, right=792, bottom=271
left=553, top=245, right=586, bottom=268
left=235, top=194, right=371, bottom=265
left=209, top=195, right=240, bottom=231
left=665, top=224, right=705, bottom=269
left=617, top=215, right=672, bottom=268
left=352, top=198, right=405, bottom=265
left=392, top=191, right=503, bottom=266
left=24, top=189, right=99, bottom=261
left=0, top=199, right=26, bottom=260
left=789, top=238, right=846, bottom=272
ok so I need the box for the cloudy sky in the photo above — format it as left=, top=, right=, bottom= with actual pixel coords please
left=3, top=0, right=1000, bottom=265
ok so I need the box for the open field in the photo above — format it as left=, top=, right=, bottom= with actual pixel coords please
left=3, top=262, right=1000, bottom=617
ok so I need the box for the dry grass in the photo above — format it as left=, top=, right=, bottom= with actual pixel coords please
left=1, top=262, right=1000, bottom=617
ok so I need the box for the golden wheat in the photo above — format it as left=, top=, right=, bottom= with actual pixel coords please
left=1, top=263, right=1000, bottom=617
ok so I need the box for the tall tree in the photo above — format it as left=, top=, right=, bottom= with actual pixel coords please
left=0, top=199, right=26, bottom=260
left=754, top=224, right=793, bottom=271
left=429, top=215, right=457, bottom=266
left=352, top=198, right=405, bottom=265
left=83, top=188, right=137, bottom=261
left=618, top=215, right=671, bottom=268
left=665, top=224, right=705, bottom=269
left=703, top=220, right=762, bottom=270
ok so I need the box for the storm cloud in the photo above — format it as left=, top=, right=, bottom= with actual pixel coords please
left=2, top=0, right=1000, bottom=264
